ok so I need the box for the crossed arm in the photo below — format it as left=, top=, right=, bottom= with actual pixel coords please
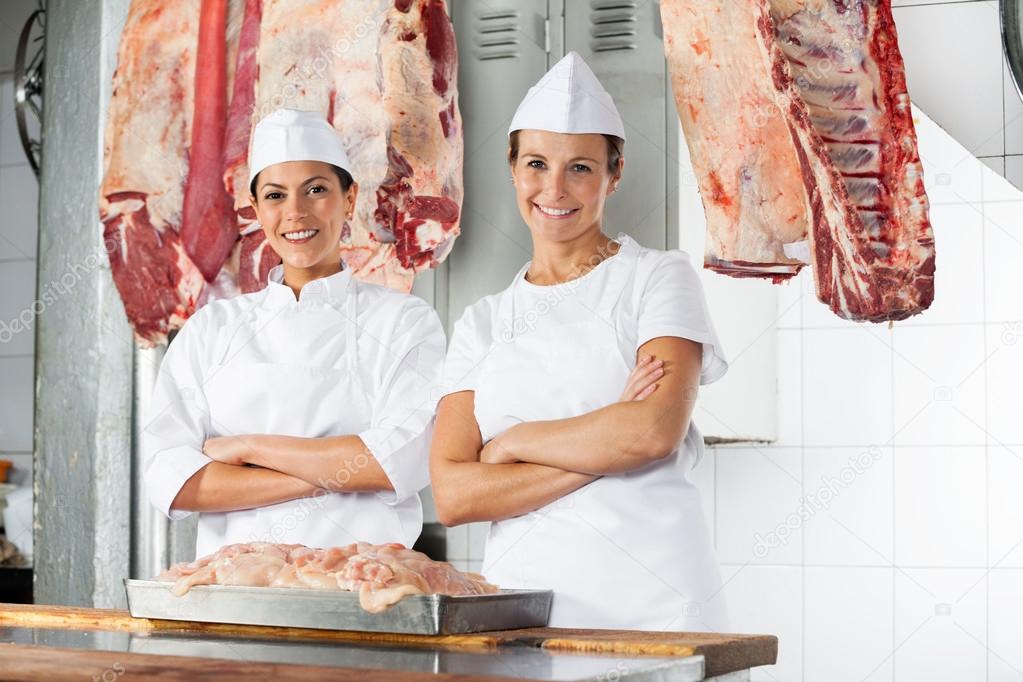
left=430, top=336, right=702, bottom=526
left=170, top=435, right=394, bottom=514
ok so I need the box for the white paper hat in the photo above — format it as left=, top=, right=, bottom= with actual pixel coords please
left=248, top=108, right=352, bottom=187
left=508, top=52, right=626, bottom=140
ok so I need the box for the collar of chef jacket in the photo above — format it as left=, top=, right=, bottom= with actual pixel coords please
left=263, top=263, right=351, bottom=308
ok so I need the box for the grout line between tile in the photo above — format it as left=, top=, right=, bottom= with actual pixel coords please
left=982, top=144, right=991, bottom=682
left=891, top=296, right=897, bottom=678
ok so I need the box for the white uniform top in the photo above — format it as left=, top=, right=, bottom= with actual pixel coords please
left=442, top=234, right=730, bottom=631
left=144, top=265, right=445, bottom=559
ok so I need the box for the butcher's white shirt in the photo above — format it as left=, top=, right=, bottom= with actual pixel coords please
left=441, top=234, right=731, bottom=631
left=144, top=265, right=445, bottom=559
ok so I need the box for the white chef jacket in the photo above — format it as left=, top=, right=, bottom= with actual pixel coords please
left=441, top=233, right=730, bottom=631
left=144, top=264, right=445, bottom=559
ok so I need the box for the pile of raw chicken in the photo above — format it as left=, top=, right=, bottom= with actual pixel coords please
left=156, top=541, right=498, bottom=613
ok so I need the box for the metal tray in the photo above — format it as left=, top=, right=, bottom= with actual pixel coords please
left=124, top=579, right=552, bottom=635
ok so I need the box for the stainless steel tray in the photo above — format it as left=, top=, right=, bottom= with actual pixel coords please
left=124, top=579, right=552, bottom=635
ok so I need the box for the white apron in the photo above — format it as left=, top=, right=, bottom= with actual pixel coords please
left=195, top=283, right=414, bottom=558
left=474, top=246, right=729, bottom=631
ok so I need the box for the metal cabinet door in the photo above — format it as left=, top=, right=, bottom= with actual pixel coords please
left=446, top=0, right=550, bottom=329
left=560, top=0, right=674, bottom=250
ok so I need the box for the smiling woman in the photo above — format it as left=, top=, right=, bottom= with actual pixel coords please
left=250, top=160, right=358, bottom=293
left=246, top=110, right=360, bottom=294
left=142, top=109, right=446, bottom=560
left=430, top=53, right=730, bottom=633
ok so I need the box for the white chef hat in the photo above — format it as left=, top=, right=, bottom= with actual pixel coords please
left=247, top=108, right=352, bottom=188
left=508, top=52, right=626, bottom=141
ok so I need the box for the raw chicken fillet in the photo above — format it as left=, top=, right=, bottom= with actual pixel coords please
left=155, top=542, right=499, bottom=613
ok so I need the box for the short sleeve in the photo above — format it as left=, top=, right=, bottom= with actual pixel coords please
left=357, top=298, right=447, bottom=506
left=439, top=302, right=489, bottom=397
left=636, top=250, right=729, bottom=385
left=143, top=310, right=216, bottom=520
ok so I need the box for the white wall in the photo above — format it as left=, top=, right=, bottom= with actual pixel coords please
left=700, top=3, right=1023, bottom=680
left=0, top=0, right=41, bottom=492
left=892, top=0, right=1023, bottom=187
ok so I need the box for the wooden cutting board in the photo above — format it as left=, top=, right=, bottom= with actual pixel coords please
left=0, top=603, right=777, bottom=679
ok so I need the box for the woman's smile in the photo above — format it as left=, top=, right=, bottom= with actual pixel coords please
left=281, top=227, right=321, bottom=244
left=533, top=203, right=580, bottom=220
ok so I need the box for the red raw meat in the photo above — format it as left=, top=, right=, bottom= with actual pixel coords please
left=662, top=0, right=934, bottom=322
left=100, top=0, right=462, bottom=344
left=99, top=2, right=206, bottom=346
left=180, top=0, right=238, bottom=282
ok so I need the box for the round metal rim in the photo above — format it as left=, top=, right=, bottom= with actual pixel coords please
left=1003, top=0, right=1023, bottom=105
left=14, top=8, right=44, bottom=177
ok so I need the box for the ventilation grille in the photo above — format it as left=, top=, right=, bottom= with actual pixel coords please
left=589, top=0, right=638, bottom=52
left=473, top=10, right=521, bottom=61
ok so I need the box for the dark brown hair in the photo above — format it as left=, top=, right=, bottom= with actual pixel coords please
left=249, top=164, right=354, bottom=199
left=508, top=130, right=624, bottom=176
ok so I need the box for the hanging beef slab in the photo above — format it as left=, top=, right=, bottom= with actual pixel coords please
left=662, top=0, right=935, bottom=322
left=99, top=1, right=208, bottom=347
left=233, top=0, right=462, bottom=294
left=100, top=0, right=462, bottom=346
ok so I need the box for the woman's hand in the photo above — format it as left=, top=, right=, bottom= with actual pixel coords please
left=618, top=354, right=663, bottom=402
left=479, top=432, right=516, bottom=465
left=203, top=435, right=260, bottom=467
left=477, top=357, right=663, bottom=467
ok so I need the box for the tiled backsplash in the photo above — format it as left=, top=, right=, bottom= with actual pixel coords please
left=703, top=129, right=1023, bottom=681
left=696, top=4, right=1023, bottom=678
left=0, top=72, right=38, bottom=490
left=0, top=2, right=40, bottom=490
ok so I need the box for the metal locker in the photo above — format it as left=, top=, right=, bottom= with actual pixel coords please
left=446, top=0, right=550, bottom=330
left=560, top=0, right=675, bottom=251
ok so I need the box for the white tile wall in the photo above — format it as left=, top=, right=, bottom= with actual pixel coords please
left=0, top=47, right=39, bottom=497
left=893, top=447, right=986, bottom=567
left=891, top=326, right=987, bottom=446
left=0, top=164, right=38, bottom=260
left=802, top=327, right=893, bottom=446
left=719, top=565, right=803, bottom=682
left=893, top=569, right=988, bottom=682
left=803, top=447, right=894, bottom=567
left=804, top=567, right=894, bottom=682
left=717, top=446, right=803, bottom=565
left=1007, top=155, right=1023, bottom=188
left=982, top=193, right=1023, bottom=322
left=988, top=570, right=1023, bottom=681
left=691, top=7, right=1023, bottom=680
left=0, top=354, right=33, bottom=453
left=0, top=258, right=36, bottom=357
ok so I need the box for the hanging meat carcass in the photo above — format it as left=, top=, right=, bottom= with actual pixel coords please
left=662, top=0, right=934, bottom=322
left=100, top=0, right=461, bottom=346
left=98, top=2, right=209, bottom=345
left=239, top=0, right=462, bottom=293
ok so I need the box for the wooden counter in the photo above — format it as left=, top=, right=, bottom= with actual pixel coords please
left=0, top=603, right=777, bottom=681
